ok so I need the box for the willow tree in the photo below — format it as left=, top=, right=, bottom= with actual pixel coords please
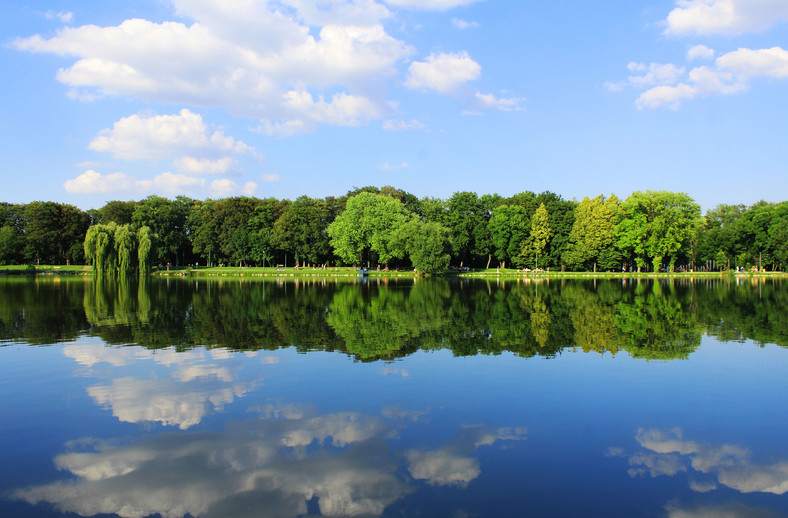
left=115, top=224, right=136, bottom=273
left=137, top=226, right=153, bottom=274
left=84, top=226, right=99, bottom=271
left=95, top=222, right=117, bottom=273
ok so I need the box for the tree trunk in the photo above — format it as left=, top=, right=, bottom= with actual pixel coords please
left=486, top=255, right=492, bottom=269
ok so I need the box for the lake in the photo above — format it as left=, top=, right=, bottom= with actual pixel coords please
left=1, top=275, right=787, bottom=517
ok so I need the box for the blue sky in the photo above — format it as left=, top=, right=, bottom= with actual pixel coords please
left=2, top=0, right=787, bottom=211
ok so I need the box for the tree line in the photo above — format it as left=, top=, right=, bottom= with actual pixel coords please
left=1, top=186, right=786, bottom=272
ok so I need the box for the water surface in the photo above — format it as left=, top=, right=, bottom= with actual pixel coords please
left=1, top=276, right=786, bottom=517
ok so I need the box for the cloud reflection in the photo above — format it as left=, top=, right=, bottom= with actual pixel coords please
left=64, top=343, right=257, bottom=430
left=617, top=427, right=788, bottom=495
left=13, top=405, right=527, bottom=518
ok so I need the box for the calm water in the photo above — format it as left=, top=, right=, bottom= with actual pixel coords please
left=0, top=275, right=787, bottom=518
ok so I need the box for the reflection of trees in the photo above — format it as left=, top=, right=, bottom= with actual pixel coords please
left=3, top=277, right=788, bottom=360
left=0, top=277, right=87, bottom=345
left=694, top=278, right=788, bottom=348
left=614, top=280, right=702, bottom=360
left=326, top=281, right=450, bottom=360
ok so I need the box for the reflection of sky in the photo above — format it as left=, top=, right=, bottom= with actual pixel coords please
left=13, top=404, right=525, bottom=518
left=63, top=343, right=259, bottom=429
left=612, top=427, right=788, bottom=496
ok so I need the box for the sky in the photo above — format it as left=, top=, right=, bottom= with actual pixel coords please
left=1, top=0, right=787, bottom=212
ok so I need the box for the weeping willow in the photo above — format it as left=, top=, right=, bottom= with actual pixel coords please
left=83, top=223, right=155, bottom=275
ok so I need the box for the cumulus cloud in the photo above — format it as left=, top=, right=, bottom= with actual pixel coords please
left=664, top=0, right=788, bottom=36
left=88, top=109, right=253, bottom=161
left=63, top=170, right=133, bottom=194
left=63, top=169, right=258, bottom=198
left=610, top=47, right=788, bottom=109
left=405, top=51, right=481, bottom=93
left=260, top=174, right=281, bottom=182
left=468, top=91, right=525, bottom=112
left=12, top=5, right=413, bottom=130
left=687, top=44, right=715, bottom=61
left=173, top=157, right=237, bottom=175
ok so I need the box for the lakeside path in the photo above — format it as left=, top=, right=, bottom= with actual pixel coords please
left=1, top=265, right=785, bottom=280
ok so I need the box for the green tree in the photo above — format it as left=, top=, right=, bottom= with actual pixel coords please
left=132, top=195, right=193, bottom=266
left=114, top=224, right=137, bottom=273
left=519, top=203, right=552, bottom=269
left=392, top=218, right=451, bottom=274
left=137, top=226, right=153, bottom=274
left=615, top=191, right=700, bottom=272
left=328, top=192, right=410, bottom=266
left=563, top=195, right=620, bottom=271
left=272, top=196, right=332, bottom=266
left=487, top=205, right=529, bottom=268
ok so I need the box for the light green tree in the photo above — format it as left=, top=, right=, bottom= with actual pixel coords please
left=520, top=203, right=552, bottom=269
left=615, top=191, right=700, bottom=272
left=563, top=195, right=620, bottom=271
left=328, top=192, right=410, bottom=266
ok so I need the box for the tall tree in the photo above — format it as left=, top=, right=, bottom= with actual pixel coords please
left=328, top=192, right=410, bottom=266
left=272, top=196, right=332, bottom=266
left=563, top=195, right=620, bottom=271
left=487, top=205, right=529, bottom=269
left=615, top=191, right=700, bottom=272
left=520, top=203, right=552, bottom=269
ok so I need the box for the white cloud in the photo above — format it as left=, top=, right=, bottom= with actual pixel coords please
left=626, top=62, right=686, bottom=88
left=405, top=51, right=481, bottom=93
left=45, top=10, right=74, bottom=23
left=611, top=47, right=788, bottom=109
left=261, top=174, right=281, bottom=182
left=470, top=91, right=525, bottom=112
left=452, top=18, right=479, bottom=30
left=380, top=162, right=409, bottom=171
left=209, top=179, right=240, bottom=197
left=89, top=109, right=253, bottom=161
left=63, top=170, right=133, bottom=194
left=664, top=0, right=788, bottom=36
left=13, top=7, right=413, bottom=131
left=385, top=0, right=485, bottom=11
left=174, top=156, right=237, bottom=175
left=241, top=181, right=258, bottom=195
left=382, top=119, right=426, bottom=131
left=687, top=44, right=715, bottom=61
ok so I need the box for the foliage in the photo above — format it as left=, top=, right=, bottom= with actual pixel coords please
left=615, top=191, right=701, bottom=272
left=487, top=205, right=529, bottom=268
left=563, top=195, right=620, bottom=271
left=328, top=192, right=410, bottom=266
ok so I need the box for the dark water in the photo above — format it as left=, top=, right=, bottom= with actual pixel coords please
left=0, top=276, right=787, bottom=517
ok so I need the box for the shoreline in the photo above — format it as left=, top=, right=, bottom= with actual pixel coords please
left=1, top=265, right=785, bottom=280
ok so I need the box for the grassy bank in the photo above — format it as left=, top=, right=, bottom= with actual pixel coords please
left=2, top=265, right=785, bottom=279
